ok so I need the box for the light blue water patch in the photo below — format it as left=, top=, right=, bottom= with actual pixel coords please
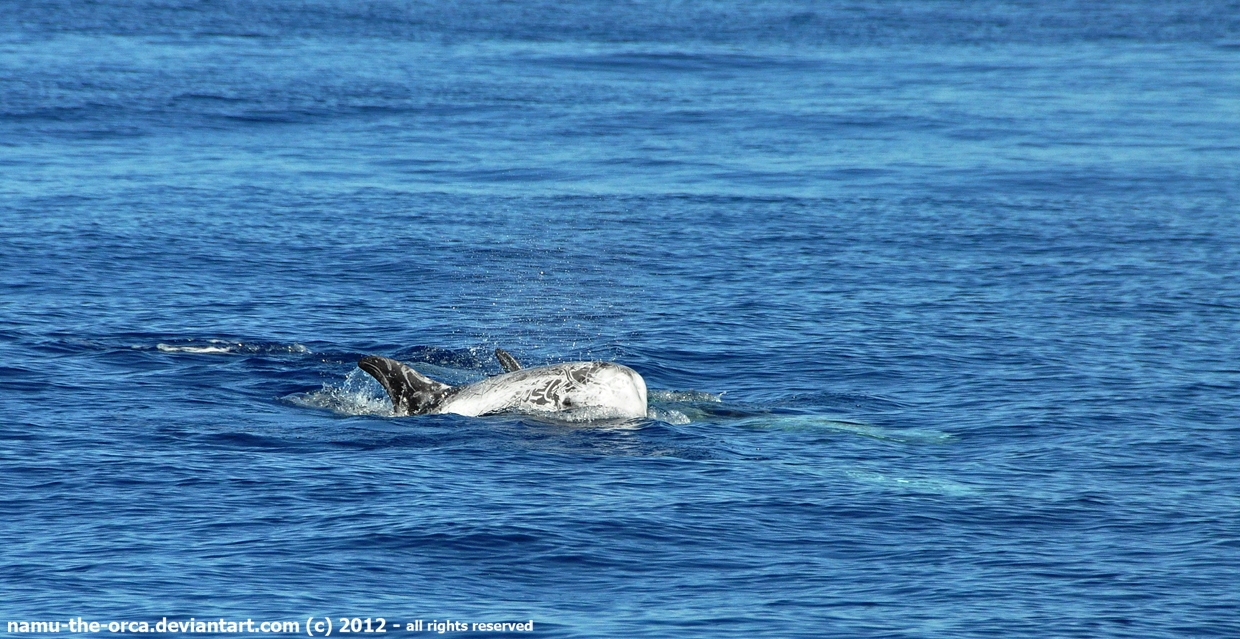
left=735, top=414, right=956, bottom=445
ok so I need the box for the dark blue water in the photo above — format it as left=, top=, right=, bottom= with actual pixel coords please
left=3, top=2, right=1239, bottom=637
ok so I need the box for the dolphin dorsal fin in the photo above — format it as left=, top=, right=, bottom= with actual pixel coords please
left=358, top=356, right=451, bottom=416
left=495, top=348, right=523, bottom=373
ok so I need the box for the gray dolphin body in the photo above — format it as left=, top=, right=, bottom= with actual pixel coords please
left=358, top=349, right=648, bottom=420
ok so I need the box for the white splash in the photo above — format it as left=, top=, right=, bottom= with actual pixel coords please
left=647, top=406, right=692, bottom=424
left=283, top=368, right=394, bottom=416
left=649, top=389, right=723, bottom=403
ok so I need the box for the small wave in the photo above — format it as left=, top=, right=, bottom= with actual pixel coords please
left=157, top=343, right=235, bottom=354
left=151, top=339, right=311, bottom=355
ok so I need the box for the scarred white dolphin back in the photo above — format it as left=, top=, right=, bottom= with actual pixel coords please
left=358, top=354, right=647, bottom=420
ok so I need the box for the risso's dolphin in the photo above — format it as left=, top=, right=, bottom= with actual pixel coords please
left=358, top=349, right=647, bottom=420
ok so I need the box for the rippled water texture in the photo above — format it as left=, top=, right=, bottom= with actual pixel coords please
left=2, top=2, right=1238, bottom=637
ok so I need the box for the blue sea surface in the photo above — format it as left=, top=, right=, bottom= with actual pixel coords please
left=2, top=1, right=1239, bottom=637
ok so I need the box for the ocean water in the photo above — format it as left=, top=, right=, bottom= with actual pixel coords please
left=2, top=1, right=1239, bottom=637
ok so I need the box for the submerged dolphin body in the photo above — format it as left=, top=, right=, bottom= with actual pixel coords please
left=358, top=349, right=648, bottom=420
